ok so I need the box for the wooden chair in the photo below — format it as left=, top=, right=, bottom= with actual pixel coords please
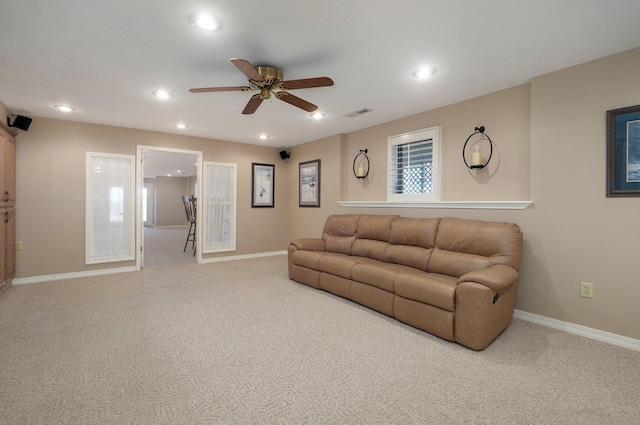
left=182, top=195, right=196, bottom=255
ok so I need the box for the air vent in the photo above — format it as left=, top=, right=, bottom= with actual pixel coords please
left=346, top=108, right=373, bottom=118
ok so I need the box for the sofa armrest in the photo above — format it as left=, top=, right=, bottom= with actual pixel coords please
left=458, top=264, right=518, bottom=291
left=290, top=238, right=326, bottom=251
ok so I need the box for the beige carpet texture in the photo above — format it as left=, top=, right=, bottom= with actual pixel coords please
left=1, top=227, right=638, bottom=424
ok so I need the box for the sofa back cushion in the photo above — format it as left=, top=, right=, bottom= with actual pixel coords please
left=322, top=214, right=359, bottom=254
left=384, top=217, right=440, bottom=271
left=428, top=217, right=523, bottom=277
left=351, top=214, right=398, bottom=261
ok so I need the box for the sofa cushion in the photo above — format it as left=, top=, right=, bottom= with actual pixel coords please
left=351, top=239, right=389, bottom=261
left=428, top=248, right=492, bottom=278
left=322, top=214, right=359, bottom=254
left=351, top=261, right=423, bottom=292
left=292, top=250, right=340, bottom=270
left=429, top=217, right=523, bottom=276
left=323, top=214, right=360, bottom=237
left=356, top=214, right=398, bottom=241
left=324, top=236, right=357, bottom=255
left=318, top=254, right=365, bottom=279
left=388, top=217, right=440, bottom=248
left=394, top=272, right=457, bottom=312
left=291, top=249, right=324, bottom=270
left=351, top=214, right=397, bottom=260
left=383, top=244, right=430, bottom=272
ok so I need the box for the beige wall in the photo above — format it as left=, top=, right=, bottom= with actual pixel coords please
left=520, top=47, right=640, bottom=339
left=287, top=134, right=345, bottom=239
left=8, top=47, right=640, bottom=340
left=14, top=119, right=289, bottom=277
left=0, top=100, right=9, bottom=121
left=288, top=48, right=640, bottom=340
left=341, top=83, right=531, bottom=202
left=154, top=176, right=191, bottom=227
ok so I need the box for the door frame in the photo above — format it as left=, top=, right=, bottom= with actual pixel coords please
left=136, top=145, right=203, bottom=269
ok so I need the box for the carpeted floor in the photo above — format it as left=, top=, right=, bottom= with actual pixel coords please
left=0, top=227, right=638, bottom=424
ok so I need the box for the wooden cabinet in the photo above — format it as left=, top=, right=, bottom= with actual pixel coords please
left=1, top=123, right=17, bottom=294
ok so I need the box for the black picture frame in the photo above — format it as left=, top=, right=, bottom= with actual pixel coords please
left=607, top=105, right=640, bottom=197
left=299, top=159, right=321, bottom=207
left=251, top=163, right=275, bottom=207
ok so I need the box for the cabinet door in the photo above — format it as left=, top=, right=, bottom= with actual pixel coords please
left=0, top=131, right=6, bottom=204
left=5, top=207, right=16, bottom=282
left=5, top=134, right=16, bottom=205
left=0, top=209, right=6, bottom=293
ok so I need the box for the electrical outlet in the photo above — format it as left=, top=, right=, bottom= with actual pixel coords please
left=14, top=241, right=22, bottom=251
left=255, top=233, right=261, bottom=241
left=580, top=281, right=594, bottom=299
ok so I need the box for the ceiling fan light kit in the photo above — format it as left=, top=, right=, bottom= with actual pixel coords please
left=189, top=58, right=334, bottom=115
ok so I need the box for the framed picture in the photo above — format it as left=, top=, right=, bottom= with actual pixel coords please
left=299, top=159, right=321, bottom=207
left=607, top=105, right=640, bottom=197
left=251, top=163, right=275, bottom=207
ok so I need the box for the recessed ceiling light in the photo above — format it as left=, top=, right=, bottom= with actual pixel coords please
left=153, top=90, right=171, bottom=100
left=412, top=67, right=436, bottom=79
left=189, top=13, right=222, bottom=31
left=310, top=112, right=325, bottom=120
left=54, top=104, right=75, bottom=112
left=176, top=123, right=188, bottom=129
left=258, top=134, right=269, bottom=140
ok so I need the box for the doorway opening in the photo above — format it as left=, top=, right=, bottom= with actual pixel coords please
left=136, top=146, right=202, bottom=269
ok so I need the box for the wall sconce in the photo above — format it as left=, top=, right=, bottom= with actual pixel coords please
left=353, top=149, right=370, bottom=179
left=462, top=126, right=494, bottom=169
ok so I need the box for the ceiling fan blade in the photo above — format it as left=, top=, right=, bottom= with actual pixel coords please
left=242, top=94, right=264, bottom=114
left=230, top=58, right=264, bottom=82
left=280, top=77, right=334, bottom=90
left=189, top=86, right=251, bottom=93
left=276, top=91, right=318, bottom=113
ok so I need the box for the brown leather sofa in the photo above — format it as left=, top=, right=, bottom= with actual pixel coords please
left=288, top=214, right=523, bottom=350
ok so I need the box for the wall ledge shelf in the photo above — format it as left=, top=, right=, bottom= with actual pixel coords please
left=337, top=200, right=532, bottom=210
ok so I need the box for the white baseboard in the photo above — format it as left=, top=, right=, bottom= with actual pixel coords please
left=514, top=309, right=640, bottom=352
left=200, top=250, right=287, bottom=264
left=11, top=252, right=287, bottom=285
left=12, top=266, right=138, bottom=285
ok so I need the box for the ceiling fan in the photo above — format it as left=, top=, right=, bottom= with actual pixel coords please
left=189, top=58, right=334, bottom=115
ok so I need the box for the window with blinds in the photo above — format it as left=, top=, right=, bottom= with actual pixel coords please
left=387, top=127, right=440, bottom=202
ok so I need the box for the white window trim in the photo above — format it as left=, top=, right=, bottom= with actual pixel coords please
left=387, top=126, right=440, bottom=202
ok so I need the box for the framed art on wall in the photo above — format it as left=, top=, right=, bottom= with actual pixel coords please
left=251, top=163, right=275, bottom=207
left=299, top=159, right=321, bottom=207
left=607, top=105, right=640, bottom=197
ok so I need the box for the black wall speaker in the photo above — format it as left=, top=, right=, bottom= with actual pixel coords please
left=279, top=150, right=291, bottom=160
left=7, top=115, right=32, bottom=131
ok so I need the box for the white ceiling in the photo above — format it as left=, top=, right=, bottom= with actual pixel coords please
left=142, top=149, right=198, bottom=178
left=2, top=0, right=640, bottom=155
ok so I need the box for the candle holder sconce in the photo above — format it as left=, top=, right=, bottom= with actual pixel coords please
left=353, top=149, right=370, bottom=179
left=462, top=126, right=494, bottom=170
